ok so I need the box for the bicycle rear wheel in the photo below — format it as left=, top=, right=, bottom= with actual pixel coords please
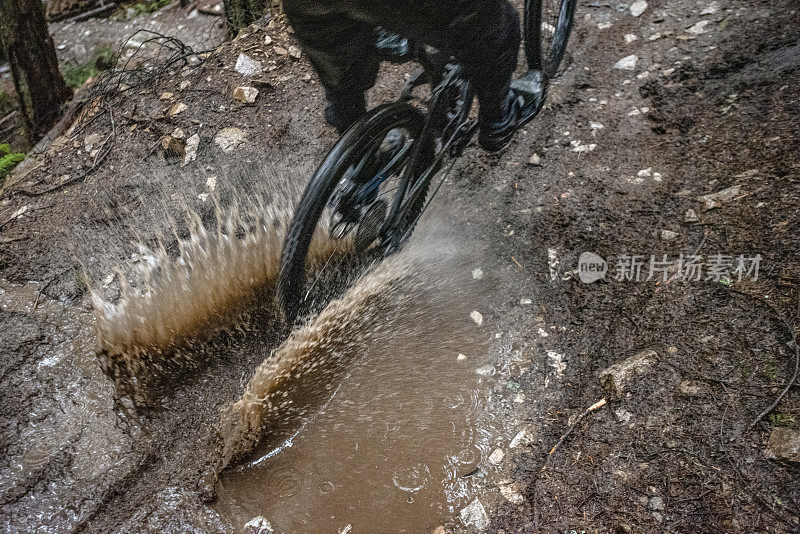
left=525, top=0, right=577, bottom=78
left=277, top=102, right=430, bottom=323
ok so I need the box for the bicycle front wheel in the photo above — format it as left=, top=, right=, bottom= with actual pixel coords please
left=525, top=0, right=578, bottom=78
left=277, top=102, right=430, bottom=323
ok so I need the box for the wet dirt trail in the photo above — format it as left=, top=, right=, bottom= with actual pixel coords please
left=1, top=0, right=799, bottom=531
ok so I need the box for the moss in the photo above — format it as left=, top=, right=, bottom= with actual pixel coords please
left=61, top=46, right=115, bottom=89
left=769, top=413, right=797, bottom=429
left=129, top=0, right=173, bottom=16
left=0, top=143, right=25, bottom=184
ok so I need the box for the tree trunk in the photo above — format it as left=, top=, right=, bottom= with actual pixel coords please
left=0, top=0, right=71, bottom=146
left=224, top=0, right=270, bottom=34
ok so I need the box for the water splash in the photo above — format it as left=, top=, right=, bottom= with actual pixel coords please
left=90, top=192, right=350, bottom=404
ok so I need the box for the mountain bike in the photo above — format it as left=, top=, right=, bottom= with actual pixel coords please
left=277, top=0, right=577, bottom=322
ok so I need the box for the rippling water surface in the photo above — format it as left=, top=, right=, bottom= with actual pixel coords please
left=214, top=233, right=506, bottom=532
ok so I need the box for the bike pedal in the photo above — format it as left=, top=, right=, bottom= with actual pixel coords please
left=510, top=69, right=546, bottom=108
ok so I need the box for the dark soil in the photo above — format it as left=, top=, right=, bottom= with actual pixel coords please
left=0, top=0, right=798, bottom=531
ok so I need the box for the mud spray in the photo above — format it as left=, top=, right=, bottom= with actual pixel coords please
left=89, top=163, right=351, bottom=403
left=90, top=160, right=507, bottom=531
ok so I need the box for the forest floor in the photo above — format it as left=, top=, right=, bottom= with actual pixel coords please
left=0, top=0, right=799, bottom=531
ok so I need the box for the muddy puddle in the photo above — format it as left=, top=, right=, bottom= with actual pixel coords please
left=213, top=233, right=509, bottom=532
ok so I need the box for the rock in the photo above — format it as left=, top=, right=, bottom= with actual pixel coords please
left=509, top=426, right=533, bottom=448
left=84, top=133, right=102, bottom=152
left=472, top=268, right=484, bottom=280
left=160, top=91, right=174, bottom=100
left=765, top=428, right=800, bottom=463
left=288, top=45, right=302, bottom=59
left=235, top=53, right=262, bottom=76
left=489, top=448, right=504, bottom=465
left=686, top=20, right=710, bottom=34
left=274, top=46, right=288, bottom=55
left=615, top=408, right=633, bottom=423
left=648, top=496, right=665, bottom=511
left=701, top=1, right=719, bottom=14
left=599, top=349, right=659, bottom=397
left=684, top=208, right=698, bottom=222
left=629, top=0, right=648, bottom=17
left=183, top=134, right=200, bottom=166
left=214, top=127, right=246, bottom=152
left=548, top=351, right=566, bottom=378
left=161, top=128, right=186, bottom=157
left=497, top=478, right=524, bottom=504
left=614, top=54, right=638, bottom=70
left=460, top=498, right=489, bottom=531
left=519, top=298, right=532, bottom=306
left=697, top=185, right=741, bottom=209
left=233, top=86, right=259, bottom=104
left=528, top=153, right=541, bottom=165
left=475, top=364, right=494, bottom=376
left=457, top=353, right=467, bottom=361
left=661, top=229, right=677, bottom=241
left=168, top=102, right=187, bottom=116
left=678, top=380, right=706, bottom=396
left=470, top=310, right=483, bottom=326
left=243, top=516, right=273, bottom=534
left=624, top=34, right=639, bottom=43
left=264, top=35, right=273, bottom=45
left=597, top=21, right=612, bottom=29
left=206, top=175, right=217, bottom=191
left=179, top=80, right=191, bottom=90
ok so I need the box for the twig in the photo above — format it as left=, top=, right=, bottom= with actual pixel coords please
left=731, top=291, right=800, bottom=431
left=541, top=398, right=607, bottom=472
left=15, top=104, right=116, bottom=197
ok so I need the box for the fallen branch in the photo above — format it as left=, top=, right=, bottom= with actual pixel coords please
left=726, top=289, right=800, bottom=431
left=15, top=104, right=116, bottom=197
left=541, top=398, right=607, bottom=472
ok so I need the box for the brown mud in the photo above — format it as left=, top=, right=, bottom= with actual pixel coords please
left=0, top=0, right=799, bottom=531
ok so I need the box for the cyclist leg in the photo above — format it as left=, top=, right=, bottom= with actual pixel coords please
left=282, top=0, right=380, bottom=132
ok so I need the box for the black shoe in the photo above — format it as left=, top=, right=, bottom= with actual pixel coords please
left=478, top=90, right=526, bottom=152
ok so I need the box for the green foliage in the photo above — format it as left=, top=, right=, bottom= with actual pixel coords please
left=769, top=413, right=797, bottom=428
left=0, top=143, right=25, bottom=184
left=129, top=0, right=173, bottom=16
left=62, top=46, right=116, bottom=89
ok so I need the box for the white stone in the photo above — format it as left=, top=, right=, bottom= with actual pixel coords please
left=661, top=229, right=678, bottom=241
left=614, top=54, right=639, bottom=70
left=519, top=298, right=533, bottom=306
left=629, top=0, right=648, bottom=17
left=460, top=499, right=489, bottom=531
left=470, top=310, right=483, bottom=326
left=489, top=448, right=505, bottom=465
left=233, top=86, right=259, bottom=103
left=214, top=127, right=246, bottom=152
left=547, top=351, right=566, bottom=378
left=701, top=1, right=719, bottom=15
left=686, top=20, right=710, bottom=35
left=457, top=353, right=467, bottom=361
left=684, top=208, right=699, bottom=222
left=472, top=268, right=484, bottom=280
left=597, top=21, right=612, bottom=29
left=264, top=35, right=273, bottom=45
left=624, top=34, right=639, bottom=43
left=183, top=134, right=199, bottom=166
left=235, top=53, right=262, bottom=76
left=528, top=153, right=541, bottom=165
left=509, top=426, right=534, bottom=448
left=497, top=479, right=524, bottom=504
left=206, top=176, right=217, bottom=191
left=244, top=516, right=273, bottom=534
left=288, top=45, right=302, bottom=59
